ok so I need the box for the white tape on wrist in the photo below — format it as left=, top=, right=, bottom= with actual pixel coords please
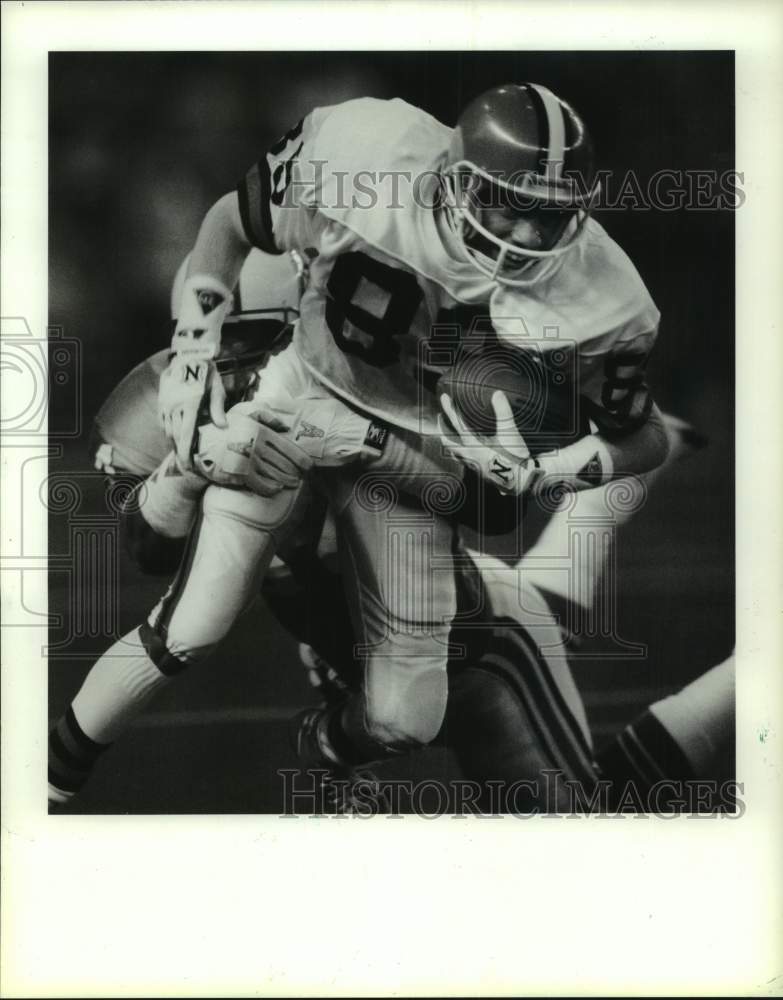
left=171, top=273, right=233, bottom=358
left=537, top=435, right=614, bottom=490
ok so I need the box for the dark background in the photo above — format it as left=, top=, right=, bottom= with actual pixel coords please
left=48, top=52, right=734, bottom=812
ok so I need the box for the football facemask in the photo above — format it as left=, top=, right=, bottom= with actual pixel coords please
left=442, top=82, right=600, bottom=287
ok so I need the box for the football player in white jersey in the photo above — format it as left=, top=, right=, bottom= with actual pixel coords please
left=50, top=248, right=721, bottom=814
left=48, top=83, right=671, bottom=806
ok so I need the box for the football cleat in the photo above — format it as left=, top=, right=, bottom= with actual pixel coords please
left=290, top=707, right=390, bottom=815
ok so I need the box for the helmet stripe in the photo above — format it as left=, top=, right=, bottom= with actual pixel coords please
left=529, top=83, right=565, bottom=181
left=525, top=84, right=550, bottom=176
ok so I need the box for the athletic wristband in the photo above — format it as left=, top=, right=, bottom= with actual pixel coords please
left=363, top=421, right=389, bottom=456
left=535, top=434, right=614, bottom=491
left=171, top=273, right=233, bottom=358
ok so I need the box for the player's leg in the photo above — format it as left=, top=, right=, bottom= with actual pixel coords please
left=47, top=480, right=308, bottom=807
left=119, top=450, right=207, bottom=574
left=446, top=568, right=597, bottom=813
left=294, top=466, right=457, bottom=772
left=283, top=547, right=598, bottom=814
left=263, top=513, right=361, bottom=691
left=596, top=655, right=735, bottom=811
left=48, top=343, right=321, bottom=806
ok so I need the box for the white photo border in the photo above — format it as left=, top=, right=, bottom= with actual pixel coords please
left=2, top=1, right=782, bottom=995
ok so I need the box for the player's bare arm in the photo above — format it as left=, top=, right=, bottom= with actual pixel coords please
left=185, top=191, right=252, bottom=291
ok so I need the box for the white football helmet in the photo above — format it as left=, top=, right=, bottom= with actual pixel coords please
left=171, top=247, right=306, bottom=400
left=171, top=247, right=305, bottom=327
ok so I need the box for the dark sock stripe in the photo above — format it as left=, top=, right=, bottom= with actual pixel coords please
left=55, top=716, right=89, bottom=762
left=65, top=706, right=110, bottom=754
left=56, top=714, right=105, bottom=763
left=48, top=755, right=91, bottom=788
left=50, top=728, right=93, bottom=772
left=48, top=764, right=89, bottom=793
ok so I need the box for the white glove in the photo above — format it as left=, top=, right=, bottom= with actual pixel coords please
left=193, top=390, right=389, bottom=495
left=194, top=402, right=313, bottom=496
left=159, top=273, right=233, bottom=465
left=438, top=391, right=542, bottom=496
left=159, top=354, right=227, bottom=467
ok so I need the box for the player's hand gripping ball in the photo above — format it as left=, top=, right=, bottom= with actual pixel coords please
left=439, top=390, right=542, bottom=496
left=436, top=346, right=584, bottom=455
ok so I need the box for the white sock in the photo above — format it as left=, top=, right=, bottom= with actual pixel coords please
left=48, top=782, right=75, bottom=806
left=650, top=656, right=735, bottom=776
left=70, top=627, right=172, bottom=743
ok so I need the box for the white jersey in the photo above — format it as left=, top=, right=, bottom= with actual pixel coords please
left=238, top=97, right=660, bottom=436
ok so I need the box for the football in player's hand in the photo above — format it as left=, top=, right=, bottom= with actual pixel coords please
left=436, top=346, right=589, bottom=456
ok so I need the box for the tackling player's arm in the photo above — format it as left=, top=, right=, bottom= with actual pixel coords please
left=185, top=192, right=252, bottom=290
left=159, top=196, right=252, bottom=459
left=159, top=111, right=324, bottom=465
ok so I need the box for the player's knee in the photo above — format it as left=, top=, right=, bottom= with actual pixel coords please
left=364, top=703, right=444, bottom=750
left=138, top=618, right=200, bottom=676
left=365, top=666, right=447, bottom=750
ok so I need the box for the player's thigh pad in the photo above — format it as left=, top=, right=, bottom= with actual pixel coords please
left=144, top=482, right=309, bottom=670
left=324, top=468, right=457, bottom=747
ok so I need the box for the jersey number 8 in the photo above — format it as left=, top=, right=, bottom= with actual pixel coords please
left=325, top=252, right=423, bottom=368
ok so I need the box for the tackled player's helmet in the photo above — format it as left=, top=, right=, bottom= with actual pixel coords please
left=443, top=83, right=599, bottom=287
left=171, top=247, right=305, bottom=393
left=94, top=249, right=304, bottom=478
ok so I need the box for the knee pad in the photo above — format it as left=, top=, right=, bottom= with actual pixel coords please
left=363, top=654, right=448, bottom=750
left=142, top=587, right=230, bottom=673
left=141, top=485, right=303, bottom=672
